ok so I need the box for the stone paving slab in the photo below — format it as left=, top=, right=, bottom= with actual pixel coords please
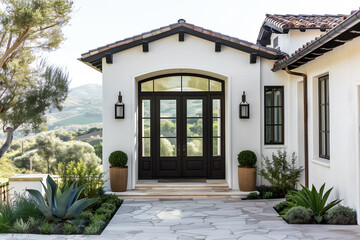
left=1, top=198, right=360, bottom=239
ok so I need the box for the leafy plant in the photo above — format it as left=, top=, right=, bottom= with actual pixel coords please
left=38, top=222, right=56, bottom=234
left=12, top=218, right=30, bottom=233
left=101, top=202, right=116, bottom=212
left=95, top=207, right=113, bottom=218
left=13, top=194, right=42, bottom=221
left=57, top=159, right=104, bottom=198
left=27, top=175, right=98, bottom=222
left=263, top=192, right=273, bottom=199
left=84, top=221, right=102, bottom=235
left=238, top=150, right=257, bottom=167
left=259, top=150, right=303, bottom=196
left=274, top=201, right=288, bottom=213
left=325, top=206, right=357, bottom=225
left=0, top=212, right=11, bottom=233
left=76, top=210, right=93, bottom=222
left=64, top=223, right=78, bottom=234
left=90, top=214, right=107, bottom=223
left=284, top=206, right=313, bottom=224
left=0, top=202, right=14, bottom=226
left=247, top=192, right=260, bottom=199
left=285, top=184, right=341, bottom=223
left=109, top=151, right=128, bottom=167
left=28, top=216, right=42, bottom=228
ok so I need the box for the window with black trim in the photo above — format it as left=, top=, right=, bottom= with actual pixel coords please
left=264, top=86, right=284, bottom=145
left=319, top=75, right=329, bottom=159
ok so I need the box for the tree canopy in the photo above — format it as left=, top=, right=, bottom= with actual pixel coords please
left=0, top=0, right=73, bottom=157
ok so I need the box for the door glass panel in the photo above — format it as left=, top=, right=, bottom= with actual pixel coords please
left=182, top=76, right=208, bottom=91
left=187, top=119, right=203, bottom=137
left=213, top=138, right=221, bottom=156
left=142, top=138, right=151, bottom=157
left=142, top=119, right=151, bottom=137
left=160, top=100, right=176, bottom=117
left=210, top=80, right=222, bottom=91
left=213, top=99, right=221, bottom=117
left=187, top=99, right=203, bottom=117
left=142, top=100, right=151, bottom=118
left=160, top=119, right=176, bottom=137
left=187, top=138, right=203, bottom=156
left=212, top=118, right=221, bottom=137
left=141, top=81, right=153, bottom=92
left=154, top=76, right=181, bottom=91
left=274, top=90, right=282, bottom=106
left=274, top=107, right=282, bottom=124
left=160, top=138, right=176, bottom=157
left=265, top=90, right=272, bottom=106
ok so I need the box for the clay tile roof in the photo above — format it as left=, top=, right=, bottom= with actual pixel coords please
left=264, top=14, right=346, bottom=30
left=81, top=20, right=286, bottom=72
left=272, top=9, right=360, bottom=71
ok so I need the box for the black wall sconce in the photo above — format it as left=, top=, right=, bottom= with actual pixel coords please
left=239, top=91, right=250, bottom=119
left=115, top=91, right=125, bottom=119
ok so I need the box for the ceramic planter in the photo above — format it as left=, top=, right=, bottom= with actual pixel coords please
left=238, top=166, right=256, bottom=191
left=109, top=166, right=128, bottom=192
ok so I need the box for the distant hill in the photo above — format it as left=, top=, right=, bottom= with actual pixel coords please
left=46, top=84, right=102, bottom=129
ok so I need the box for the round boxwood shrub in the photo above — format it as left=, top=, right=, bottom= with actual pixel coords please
left=238, top=150, right=257, bottom=167
left=109, top=151, right=127, bottom=167
left=284, top=206, right=313, bottom=224
left=325, top=206, right=357, bottom=225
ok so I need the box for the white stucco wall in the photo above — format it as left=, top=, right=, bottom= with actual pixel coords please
left=101, top=34, right=267, bottom=190
left=285, top=36, right=360, bottom=217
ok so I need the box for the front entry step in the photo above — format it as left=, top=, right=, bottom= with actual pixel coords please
left=135, top=179, right=230, bottom=190
left=106, top=179, right=255, bottom=198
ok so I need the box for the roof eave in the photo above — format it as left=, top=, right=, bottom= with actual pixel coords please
left=272, top=10, right=360, bottom=72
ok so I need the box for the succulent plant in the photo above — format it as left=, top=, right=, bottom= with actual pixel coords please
left=27, top=175, right=98, bottom=222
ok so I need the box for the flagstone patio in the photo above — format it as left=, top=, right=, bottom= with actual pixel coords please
left=1, top=198, right=360, bottom=240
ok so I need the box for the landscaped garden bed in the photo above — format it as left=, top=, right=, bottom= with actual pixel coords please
left=0, top=173, right=123, bottom=235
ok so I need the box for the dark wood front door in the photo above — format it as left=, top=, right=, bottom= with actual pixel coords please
left=138, top=74, right=225, bottom=179
left=156, top=95, right=208, bottom=178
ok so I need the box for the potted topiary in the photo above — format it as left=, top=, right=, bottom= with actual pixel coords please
left=237, top=150, right=257, bottom=191
left=109, top=150, right=128, bottom=192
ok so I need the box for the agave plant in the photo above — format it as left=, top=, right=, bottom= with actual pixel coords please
left=27, top=175, right=98, bottom=222
left=285, top=183, right=341, bottom=223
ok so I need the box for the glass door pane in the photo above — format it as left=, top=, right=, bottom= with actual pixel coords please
left=186, top=99, right=203, bottom=157
left=160, top=100, right=177, bottom=157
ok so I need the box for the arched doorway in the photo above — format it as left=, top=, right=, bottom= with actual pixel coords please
left=138, top=74, right=225, bottom=179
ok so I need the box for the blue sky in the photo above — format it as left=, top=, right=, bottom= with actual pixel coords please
left=46, top=0, right=360, bottom=88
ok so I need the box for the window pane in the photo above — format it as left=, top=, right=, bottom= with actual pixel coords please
left=182, top=76, right=208, bottom=91
left=160, top=119, right=176, bottom=137
left=142, top=119, right=151, bottom=137
left=141, top=80, right=153, bottom=92
left=187, top=138, right=203, bottom=156
left=274, top=107, right=282, bottom=124
left=187, top=118, right=203, bottom=137
left=213, top=118, right=221, bottom=137
left=265, top=108, right=272, bottom=125
left=213, top=138, right=221, bottom=156
left=326, top=105, right=329, bottom=131
left=320, top=105, right=326, bottom=131
left=142, top=138, right=151, bottom=157
left=265, top=126, right=272, bottom=143
left=187, top=99, right=203, bottom=117
left=274, top=126, right=282, bottom=143
left=320, top=79, right=326, bottom=104
left=265, top=89, right=272, bottom=106
left=213, top=99, right=221, bottom=117
left=160, top=100, right=176, bottom=117
left=142, top=100, right=150, bottom=118
left=210, top=80, right=222, bottom=91
left=320, top=132, right=326, bottom=156
left=274, top=89, right=282, bottom=106
left=160, top=138, right=176, bottom=157
left=326, top=132, right=330, bottom=157
left=154, top=76, right=181, bottom=91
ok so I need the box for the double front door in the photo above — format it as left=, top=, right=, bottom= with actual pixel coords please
left=156, top=95, right=208, bottom=177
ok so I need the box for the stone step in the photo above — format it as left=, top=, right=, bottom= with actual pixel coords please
left=107, top=190, right=253, bottom=199
left=134, top=179, right=230, bottom=191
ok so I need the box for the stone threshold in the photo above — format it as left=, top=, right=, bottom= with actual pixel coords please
left=134, top=179, right=230, bottom=190
left=106, top=190, right=253, bottom=198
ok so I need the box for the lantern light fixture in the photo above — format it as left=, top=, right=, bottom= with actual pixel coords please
left=239, top=91, right=250, bottom=119
left=115, top=91, right=125, bottom=119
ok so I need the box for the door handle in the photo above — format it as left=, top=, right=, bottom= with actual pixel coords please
left=183, top=145, right=186, bottom=157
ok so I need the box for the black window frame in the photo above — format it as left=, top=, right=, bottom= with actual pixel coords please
left=318, top=75, right=330, bottom=160
left=264, top=86, right=284, bottom=145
